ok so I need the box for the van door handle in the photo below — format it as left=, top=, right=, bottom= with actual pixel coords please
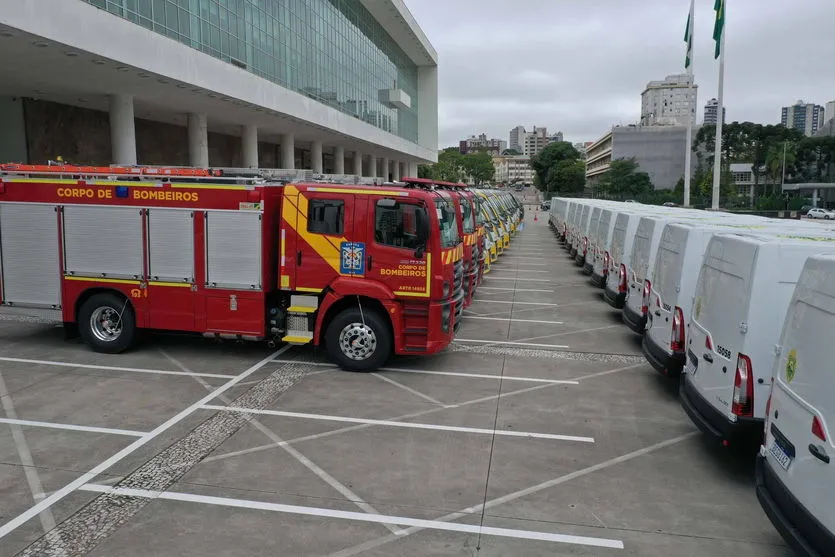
left=367, top=256, right=372, bottom=270
left=296, top=251, right=302, bottom=266
left=703, top=353, right=714, bottom=364
left=809, top=444, right=830, bottom=464
left=654, top=310, right=661, bottom=316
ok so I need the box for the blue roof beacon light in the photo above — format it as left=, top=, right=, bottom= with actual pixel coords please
left=115, top=186, right=129, bottom=198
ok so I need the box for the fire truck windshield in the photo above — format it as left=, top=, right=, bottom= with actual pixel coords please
left=474, top=197, right=485, bottom=226
left=460, top=197, right=475, bottom=234
left=434, top=198, right=460, bottom=249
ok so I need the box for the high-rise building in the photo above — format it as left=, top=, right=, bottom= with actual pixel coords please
left=825, top=101, right=835, bottom=124
left=703, top=98, right=726, bottom=125
left=508, top=125, right=526, bottom=151
left=0, top=0, right=438, bottom=178
left=782, top=100, right=825, bottom=136
left=640, top=74, right=697, bottom=127
left=459, top=134, right=507, bottom=156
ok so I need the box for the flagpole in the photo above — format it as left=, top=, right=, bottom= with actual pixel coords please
left=683, top=0, right=695, bottom=207
left=711, top=2, right=726, bottom=210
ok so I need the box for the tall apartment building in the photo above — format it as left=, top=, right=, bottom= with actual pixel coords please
left=703, top=98, right=726, bottom=125
left=640, top=74, right=697, bottom=128
left=458, top=134, right=506, bottom=156
left=507, top=126, right=563, bottom=157
left=508, top=125, right=526, bottom=151
left=782, top=100, right=825, bottom=136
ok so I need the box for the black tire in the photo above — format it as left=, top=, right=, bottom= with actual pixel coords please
left=77, top=293, right=137, bottom=354
left=324, top=307, right=391, bottom=372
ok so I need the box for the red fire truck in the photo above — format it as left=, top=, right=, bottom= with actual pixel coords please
left=401, top=177, right=481, bottom=307
left=0, top=164, right=465, bottom=371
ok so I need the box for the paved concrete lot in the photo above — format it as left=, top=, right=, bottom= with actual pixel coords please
left=0, top=218, right=792, bottom=556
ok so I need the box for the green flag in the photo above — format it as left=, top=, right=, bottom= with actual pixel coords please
left=684, top=11, right=693, bottom=68
left=713, top=0, right=725, bottom=59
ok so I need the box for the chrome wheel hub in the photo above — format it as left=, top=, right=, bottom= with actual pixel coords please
left=338, top=322, right=377, bottom=361
left=90, top=306, right=122, bottom=342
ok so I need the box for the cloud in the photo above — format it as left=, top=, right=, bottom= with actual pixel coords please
left=407, top=0, right=835, bottom=148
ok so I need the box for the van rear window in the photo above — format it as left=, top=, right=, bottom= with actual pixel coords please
left=694, top=265, right=747, bottom=325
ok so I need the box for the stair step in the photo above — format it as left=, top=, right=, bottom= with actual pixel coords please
left=287, top=305, right=316, bottom=314
left=282, top=333, right=313, bottom=345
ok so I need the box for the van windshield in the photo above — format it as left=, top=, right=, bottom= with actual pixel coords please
left=434, top=197, right=460, bottom=249
left=475, top=197, right=485, bottom=226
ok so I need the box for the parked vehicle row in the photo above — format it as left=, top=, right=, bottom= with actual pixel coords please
left=549, top=198, right=835, bottom=557
left=0, top=164, right=523, bottom=374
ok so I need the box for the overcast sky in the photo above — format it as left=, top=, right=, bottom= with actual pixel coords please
left=407, top=0, right=835, bottom=149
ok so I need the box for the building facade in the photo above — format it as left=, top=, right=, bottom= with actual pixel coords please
left=493, top=155, right=534, bottom=185
left=640, top=74, right=697, bottom=128
left=703, top=98, right=726, bottom=126
left=507, top=125, right=562, bottom=157
left=585, top=125, right=697, bottom=192
left=459, top=133, right=506, bottom=156
left=508, top=125, right=525, bottom=152
left=0, top=0, right=438, bottom=178
left=782, top=100, right=825, bottom=137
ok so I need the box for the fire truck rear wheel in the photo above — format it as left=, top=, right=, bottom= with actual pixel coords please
left=78, top=293, right=137, bottom=354
left=325, top=307, right=391, bottom=372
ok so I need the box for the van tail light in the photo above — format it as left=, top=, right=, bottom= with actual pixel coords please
left=812, top=416, right=827, bottom=442
left=641, top=280, right=652, bottom=315
left=731, top=353, right=754, bottom=418
left=618, top=264, right=627, bottom=293
left=705, top=335, right=713, bottom=351
left=583, top=237, right=588, bottom=255
left=602, top=252, right=610, bottom=274
left=670, top=306, right=685, bottom=352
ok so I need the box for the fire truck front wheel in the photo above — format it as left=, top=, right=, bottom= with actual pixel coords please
left=325, top=307, right=391, bottom=372
left=78, top=293, right=137, bottom=354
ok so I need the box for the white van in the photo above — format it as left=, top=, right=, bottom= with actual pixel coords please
left=549, top=198, right=567, bottom=236
left=589, top=208, right=618, bottom=284
left=569, top=203, right=594, bottom=259
left=563, top=201, right=582, bottom=249
left=577, top=205, right=606, bottom=269
left=603, top=211, right=644, bottom=308
left=643, top=219, right=829, bottom=377
left=681, top=233, right=835, bottom=447
left=756, top=254, right=835, bottom=556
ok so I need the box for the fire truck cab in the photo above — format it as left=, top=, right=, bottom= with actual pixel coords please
left=0, top=164, right=465, bottom=372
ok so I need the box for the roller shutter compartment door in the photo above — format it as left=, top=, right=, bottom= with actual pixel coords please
left=63, top=206, right=144, bottom=280
left=0, top=203, right=61, bottom=307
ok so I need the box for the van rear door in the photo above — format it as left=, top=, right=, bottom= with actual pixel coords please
left=687, top=235, right=758, bottom=419
left=646, top=224, right=688, bottom=350
left=766, top=259, right=835, bottom=534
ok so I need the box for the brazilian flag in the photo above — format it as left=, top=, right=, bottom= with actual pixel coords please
left=713, top=0, right=725, bottom=59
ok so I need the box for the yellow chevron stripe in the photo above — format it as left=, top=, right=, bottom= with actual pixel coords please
left=281, top=185, right=346, bottom=278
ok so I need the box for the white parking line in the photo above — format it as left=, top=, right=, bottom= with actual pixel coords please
left=0, top=356, right=237, bottom=379
left=0, top=347, right=289, bottom=540
left=0, top=417, right=146, bottom=437
left=476, top=287, right=554, bottom=293
left=271, top=360, right=579, bottom=385
left=371, top=373, right=447, bottom=406
left=78, top=484, right=623, bottom=549
left=485, top=277, right=552, bottom=282
left=469, top=300, right=560, bottom=307
left=492, top=261, right=549, bottom=265
left=489, top=269, right=550, bottom=273
left=200, top=405, right=595, bottom=443
left=454, top=339, right=569, bottom=349
left=464, top=316, right=564, bottom=325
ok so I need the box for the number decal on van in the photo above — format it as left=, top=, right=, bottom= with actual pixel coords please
left=786, top=349, right=797, bottom=383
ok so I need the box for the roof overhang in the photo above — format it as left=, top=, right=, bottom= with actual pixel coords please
left=359, top=0, right=437, bottom=66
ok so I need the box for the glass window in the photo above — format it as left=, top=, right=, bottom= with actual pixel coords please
left=308, top=199, right=344, bottom=235
left=434, top=198, right=460, bottom=249
left=459, top=196, right=475, bottom=234
left=375, top=201, right=420, bottom=250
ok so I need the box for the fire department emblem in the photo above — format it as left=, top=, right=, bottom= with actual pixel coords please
left=785, top=349, right=797, bottom=383
left=340, top=242, right=365, bottom=275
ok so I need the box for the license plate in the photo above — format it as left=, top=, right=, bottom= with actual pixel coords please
left=769, top=440, right=793, bottom=471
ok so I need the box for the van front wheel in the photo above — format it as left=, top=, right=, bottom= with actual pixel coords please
left=325, top=307, right=391, bottom=372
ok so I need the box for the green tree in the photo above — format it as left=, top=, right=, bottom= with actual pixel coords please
left=599, top=158, right=653, bottom=197
left=530, top=142, right=582, bottom=190
left=431, top=148, right=465, bottom=182
left=546, top=159, right=585, bottom=194
left=461, top=151, right=495, bottom=185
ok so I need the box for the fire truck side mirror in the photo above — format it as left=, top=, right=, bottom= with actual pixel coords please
left=415, top=207, right=429, bottom=259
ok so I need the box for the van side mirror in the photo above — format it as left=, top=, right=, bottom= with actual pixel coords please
left=415, top=207, right=429, bottom=258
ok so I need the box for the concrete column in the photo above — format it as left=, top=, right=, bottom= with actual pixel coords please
left=408, top=161, right=419, bottom=178
left=109, top=94, right=137, bottom=165
left=280, top=133, right=295, bottom=169
left=381, top=157, right=390, bottom=181
left=242, top=124, right=258, bottom=168
left=813, top=188, right=820, bottom=207
left=311, top=140, right=323, bottom=174
left=393, top=161, right=402, bottom=181
left=370, top=156, right=379, bottom=178
left=188, top=112, right=208, bottom=168
left=334, top=146, right=345, bottom=175
left=352, top=151, right=362, bottom=176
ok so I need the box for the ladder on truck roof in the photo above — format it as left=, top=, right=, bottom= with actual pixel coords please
left=0, top=163, right=317, bottom=185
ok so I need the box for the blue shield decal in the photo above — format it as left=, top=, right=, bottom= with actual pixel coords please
left=340, top=242, right=366, bottom=275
